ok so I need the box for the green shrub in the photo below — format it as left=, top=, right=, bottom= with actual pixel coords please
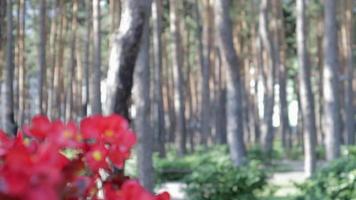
left=184, top=160, right=268, bottom=200
left=154, top=146, right=230, bottom=183
left=296, top=146, right=356, bottom=200
left=248, top=145, right=283, bottom=163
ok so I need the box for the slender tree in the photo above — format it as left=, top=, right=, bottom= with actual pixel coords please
left=194, top=0, right=211, bottom=146
left=341, top=0, right=354, bottom=145
left=104, top=0, right=152, bottom=118
left=169, top=0, right=187, bottom=154
left=214, top=0, right=246, bottom=166
left=133, top=19, right=154, bottom=192
left=17, top=0, right=26, bottom=126
left=259, top=0, right=276, bottom=154
left=2, top=0, right=16, bottom=134
left=91, top=0, right=102, bottom=114
left=296, top=0, right=317, bottom=177
left=38, top=0, right=46, bottom=114
left=152, top=0, right=166, bottom=157
left=82, top=0, right=92, bottom=116
left=323, top=0, right=341, bottom=160
left=275, top=0, right=290, bottom=149
left=66, top=0, right=78, bottom=120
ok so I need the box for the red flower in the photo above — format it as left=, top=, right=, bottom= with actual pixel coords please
left=0, top=114, right=170, bottom=200
left=155, top=192, right=171, bottom=200
left=27, top=115, right=52, bottom=140
left=0, top=130, right=14, bottom=156
left=80, top=115, right=103, bottom=140
left=49, top=121, right=82, bottom=148
left=84, top=143, right=108, bottom=172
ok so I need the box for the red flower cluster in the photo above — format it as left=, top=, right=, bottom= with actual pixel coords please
left=0, top=114, right=170, bottom=200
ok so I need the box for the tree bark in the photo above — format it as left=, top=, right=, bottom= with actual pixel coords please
left=275, top=0, right=290, bottom=149
left=38, top=0, right=46, bottom=114
left=17, top=0, right=26, bottom=126
left=169, top=0, right=187, bottom=155
left=195, top=0, right=211, bottom=146
left=104, top=0, right=152, bottom=118
left=91, top=0, right=102, bottom=114
left=82, top=0, right=91, bottom=117
left=2, top=0, right=16, bottom=135
left=214, top=0, right=246, bottom=166
left=296, top=0, right=317, bottom=177
left=133, top=20, right=154, bottom=192
left=65, top=0, right=78, bottom=120
left=323, top=0, right=341, bottom=160
left=152, top=0, right=166, bottom=157
left=341, top=0, right=354, bottom=145
left=259, top=0, right=276, bottom=154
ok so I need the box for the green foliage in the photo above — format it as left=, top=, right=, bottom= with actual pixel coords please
left=248, top=145, right=283, bottom=163
left=154, top=146, right=230, bottom=183
left=296, top=146, right=356, bottom=200
left=184, top=160, right=268, bottom=200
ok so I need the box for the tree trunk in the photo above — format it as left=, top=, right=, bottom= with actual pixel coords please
left=341, top=0, right=354, bottom=145
left=296, top=0, right=317, bottom=177
left=259, top=0, right=275, bottom=154
left=17, top=0, right=26, bottom=126
left=275, top=0, right=290, bottom=149
left=323, top=0, right=341, bottom=160
left=110, top=0, right=121, bottom=32
left=38, top=0, right=46, bottom=114
left=169, top=0, right=187, bottom=155
left=152, top=0, right=166, bottom=157
left=91, top=0, right=102, bottom=114
left=2, top=0, right=16, bottom=135
left=65, top=0, right=78, bottom=120
left=47, top=0, right=58, bottom=119
left=195, top=0, right=211, bottom=146
left=133, top=20, right=154, bottom=192
left=82, top=0, right=91, bottom=117
left=104, top=0, right=152, bottom=118
left=214, top=0, right=246, bottom=166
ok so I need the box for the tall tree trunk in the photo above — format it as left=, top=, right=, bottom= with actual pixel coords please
left=316, top=17, right=324, bottom=147
left=82, top=0, right=91, bottom=117
left=3, top=0, right=16, bottom=135
left=133, top=20, right=154, bottom=192
left=276, top=0, right=290, bottom=149
left=323, top=0, right=341, bottom=160
left=104, top=0, right=152, bottom=118
left=18, top=0, right=26, bottom=126
left=91, top=0, right=102, bottom=114
left=169, top=0, right=187, bottom=155
left=195, top=0, right=211, bottom=146
left=53, top=0, right=66, bottom=119
left=296, top=0, right=317, bottom=177
left=66, top=0, right=78, bottom=120
left=259, top=0, right=275, bottom=154
left=47, top=0, right=58, bottom=119
left=38, top=0, right=46, bottom=114
left=152, top=0, right=166, bottom=157
left=341, top=0, right=354, bottom=145
left=214, top=0, right=246, bottom=166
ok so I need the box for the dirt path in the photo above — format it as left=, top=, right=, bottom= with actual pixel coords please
left=269, top=160, right=306, bottom=197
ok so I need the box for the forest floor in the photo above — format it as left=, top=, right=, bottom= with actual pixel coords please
left=157, top=160, right=327, bottom=200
